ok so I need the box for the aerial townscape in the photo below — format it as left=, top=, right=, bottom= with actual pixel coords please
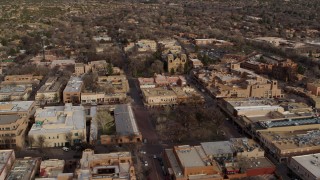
left=1, top=0, right=320, bottom=180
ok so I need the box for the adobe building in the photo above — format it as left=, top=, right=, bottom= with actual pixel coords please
left=0, top=101, right=36, bottom=118
left=39, top=159, right=65, bottom=178
left=164, top=145, right=223, bottom=180
left=307, top=82, right=320, bottom=96
left=101, top=104, right=142, bottom=145
left=28, top=104, right=86, bottom=147
left=167, top=53, right=187, bottom=73
left=289, top=153, right=320, bottom=180
left=35, top=77, right=63, bottom=104
left=0, top=149, right=15, bottom=180
left=63, top=77, right=83, bottom=104
left=76, top=149, right=136, bottom=179
left=6, top=157, right=41, bottom=180
left=0, top=115, right=28, bottom=148
left=257, top=124, right=320, bottom=162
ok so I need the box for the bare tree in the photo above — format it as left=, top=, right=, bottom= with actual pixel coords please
left=78, top=133, right=86, bottom=144
left=95, top=110, right=114, bottom=134
left=28, top=135, right=35, bottom=148
left=65, top=132, right=73, bottom=147
left=37, top=135, right=46, bottom=152
left=71, top=95, right=79, bottom=104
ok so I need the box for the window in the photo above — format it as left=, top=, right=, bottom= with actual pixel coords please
left=74, top=133, right=78, bottom=136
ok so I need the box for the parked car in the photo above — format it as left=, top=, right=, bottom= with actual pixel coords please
left=153, top=155, right=157, bottom=159
left=62, top=147, right=69, bottom=152
left=144, top=161, right=148, bottom=167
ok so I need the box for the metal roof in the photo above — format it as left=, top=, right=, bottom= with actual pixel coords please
left=114, top=104, right=139, bottom=135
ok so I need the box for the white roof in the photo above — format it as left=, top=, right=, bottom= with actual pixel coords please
left=51, top=59, right=75, bottom=66
left=201, top=141, right=234, bottom=156
left=292, top=153, right=320, bottom=178
left=63, top=77, right=83, bottom=93
left=176, top=147, right=205, bottom=167
left=29, top=104, right=86, bottom=135
left=0, top=101, right=34, bottom=113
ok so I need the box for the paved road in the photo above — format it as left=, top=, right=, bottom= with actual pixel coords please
left=127, top=73, right=245, bottom=179
left=128, top=77, right=165, bottom=180
left=17, top=147, right=81, bottom=173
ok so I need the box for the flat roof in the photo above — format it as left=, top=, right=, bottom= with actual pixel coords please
left=38, top=79, right=62, bottom=93
left=259, top=128, right=320, bottom=150
left=0, top=101, right=34, bottom=113
left=258, top=117, right=320, bottom=129
left=141, top=88, right=176, bottom=97
left=165, top=149, right=183, bottom=177
left=40, top=159, right=65, bottom=178
left=41, top=159, right=65, bottom=169
left=189, top=58, right=202, bottom=62
left=6, top=158, right=39, bottom=180
left=0, top=150, right=14, bottom=176
left=114, top=104, right=140, bottom=135
left=0, top=115, right=21, bottom=125
left=51, top=59, right=75, bottom=65
left=63, top=76, right=83, bottom=93
left=79, top=150, right=131, bottom=169
left=230, top=138, right=263, bottom=153
left=138, top=77, right=155, bottom=85
left=175, top=145, right=206, bottom=168
left=226, top=98, right=277, bottom=107
left=291, top=153, right=320, bottom=178
left=29, top=104, right=86, bottom=135
left=0, top=85, right=29, bottom=94
left=242, top=157, right=274, bottom=170
left=75, top=63, right=84, bottom=67
left=201, top=141, right=234, bottom=156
